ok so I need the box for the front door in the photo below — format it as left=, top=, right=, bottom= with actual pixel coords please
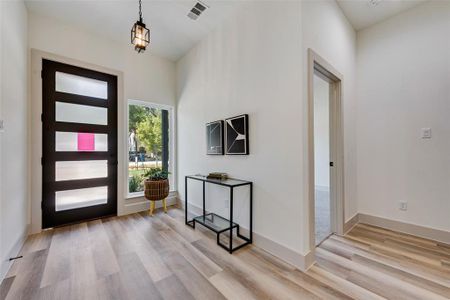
left=42, top=59, right=118, bottom=228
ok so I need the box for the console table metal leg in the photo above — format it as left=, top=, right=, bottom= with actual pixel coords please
left=185, top=177, right=188, bottom=225
left=229, top=187, right=234, bottom=254
left=250, top=182, right=253, bottom=243
left=202, top=181, right=206, bottom=220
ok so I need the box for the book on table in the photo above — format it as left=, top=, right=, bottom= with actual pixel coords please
left=206, top=172, right=228, bottom=180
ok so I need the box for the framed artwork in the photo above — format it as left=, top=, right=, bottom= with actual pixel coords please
left=206, top=120, right=224, bottom=155
left=225, top=114, right=249, bottom=155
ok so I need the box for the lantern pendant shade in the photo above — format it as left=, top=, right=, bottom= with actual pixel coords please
left=131, top=20, right=149, bottom=53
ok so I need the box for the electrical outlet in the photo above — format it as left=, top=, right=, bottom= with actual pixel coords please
left=421, top=128, right=432, bottom=139
left=369, top=0, right=382, bottom=6
left=399, top=202, right=408, bottom=211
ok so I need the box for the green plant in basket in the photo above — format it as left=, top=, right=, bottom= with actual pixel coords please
left=144, top=168, right=170, bottom=181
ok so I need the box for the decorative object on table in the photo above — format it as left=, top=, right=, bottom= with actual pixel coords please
left=206, top=120, right=224, bottom=155
left=144, top=168, right=169, bottom=216
left=207, top=172, right=228, bottom=180
left=225, top=114, right=249, bottom=155
left=131, top=0, right=150, bottom=53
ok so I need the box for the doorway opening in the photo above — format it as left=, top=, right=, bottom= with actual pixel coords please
left=313, top=72, right=332, bottom=245
left=308, top=49, right=344, bottom=249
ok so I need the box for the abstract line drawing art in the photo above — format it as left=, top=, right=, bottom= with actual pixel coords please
left=206, top=120, right=224, bottom=155
left=225, top=114, right=249, bottom=155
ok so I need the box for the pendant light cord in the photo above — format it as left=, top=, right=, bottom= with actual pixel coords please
left=139, top=0, right=143, bottom=22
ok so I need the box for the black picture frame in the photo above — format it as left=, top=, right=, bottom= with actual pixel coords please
left=206, top=120, right=224, bottom=155
left=225, top=114, right=249, bottom=155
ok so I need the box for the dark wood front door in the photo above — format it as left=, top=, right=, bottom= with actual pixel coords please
left=42, top=59, right=118, bottom=228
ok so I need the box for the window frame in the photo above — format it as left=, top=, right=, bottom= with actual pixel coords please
left=126, top=99, right=176, bottom=199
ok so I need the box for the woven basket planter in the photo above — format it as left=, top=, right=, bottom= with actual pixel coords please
left=144, top=179, right=169, bottom=201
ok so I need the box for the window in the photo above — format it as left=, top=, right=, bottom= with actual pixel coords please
left=127, top=100, right=174, bottom=196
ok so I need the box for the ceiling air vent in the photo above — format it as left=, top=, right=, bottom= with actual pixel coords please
left=187, top=1, right=208, bottom=20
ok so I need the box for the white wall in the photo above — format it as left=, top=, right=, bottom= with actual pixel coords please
left=313, top=74, right=330, bottom=189
left=28, top=12, right=176, bottom=233
left=0, top=0, right=3, bottom=282
left=0, top=0, right=28, bottom=280
left=356, top=1, right=450, bottom=232
left=177, top=1, right=305, bottom=259
left=177, top=0, right=356, bottom=263
left=29, top=13, right=176, bottom=107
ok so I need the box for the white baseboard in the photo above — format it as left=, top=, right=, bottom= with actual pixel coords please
left=358, top=213, right=450, bottom=245
left=344, top=213, right=359, bottom=234
left=1, top=224, right=29, bottom=281
left=251, top=230, right=315, bottom=271
left=178, top=198, right=313, bottom=271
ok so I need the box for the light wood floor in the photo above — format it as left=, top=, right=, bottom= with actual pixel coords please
left=1, top=207, right=450, bottom=300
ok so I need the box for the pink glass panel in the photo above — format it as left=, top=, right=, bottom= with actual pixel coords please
left=56, top=132, right=107, bottom=152
left=78, top=133, right=95, bottom=151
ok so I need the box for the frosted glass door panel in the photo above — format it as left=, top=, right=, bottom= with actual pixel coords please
left=56, top=102, right=108, bottom=125
left=56, top=160, right=108, bottom=181
left=55, top=132, right=108, bottom=152
left=56, top=186, right=108, bottom=211
left=56, top=71, right=108, bottom=99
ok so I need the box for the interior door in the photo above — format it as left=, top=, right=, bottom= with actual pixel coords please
left=42, top=59, right=118, bottom=228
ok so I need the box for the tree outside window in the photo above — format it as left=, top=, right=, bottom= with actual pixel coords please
left=128, top=104, right=168, bottom=193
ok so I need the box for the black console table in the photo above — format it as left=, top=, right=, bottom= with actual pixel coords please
left=185, top=175, right=253, bottom=253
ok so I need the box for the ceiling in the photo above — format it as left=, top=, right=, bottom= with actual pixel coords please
left=25, top=0, right=244, bottom=61
left=25, top=0, right=429, bottom=61
left=336, top=0, right=428, bottom=31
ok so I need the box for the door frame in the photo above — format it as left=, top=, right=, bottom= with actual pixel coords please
left=30, top=49, right=125, bottom=233
left=307, top=49, right=345, bottom=251
left=41, top=59, right=118, bottom=228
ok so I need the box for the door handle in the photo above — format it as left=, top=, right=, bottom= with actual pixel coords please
left=330, top=162, right=334, bottom=167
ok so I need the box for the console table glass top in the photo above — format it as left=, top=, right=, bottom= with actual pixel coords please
left=186, top=175, right=252, bottom=187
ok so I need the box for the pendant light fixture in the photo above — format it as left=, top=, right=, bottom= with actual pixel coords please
left=131, top=0, right=150, bottom=53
